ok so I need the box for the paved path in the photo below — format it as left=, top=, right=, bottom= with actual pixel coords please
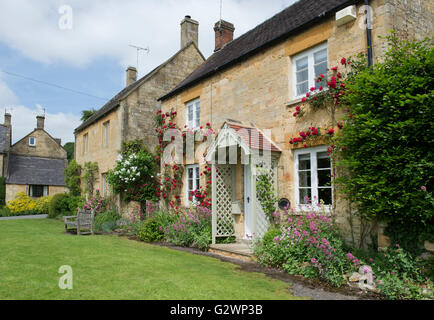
left=0, top=214, right=48, bottom=221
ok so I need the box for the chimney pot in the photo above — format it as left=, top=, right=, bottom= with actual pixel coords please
left=126, top=66, right=137, bottom=87
left=36, top=115, right=45, bottom=129
left=214, top=20, right=235, bottom=52
left=180, top=16, right=199, bottom=49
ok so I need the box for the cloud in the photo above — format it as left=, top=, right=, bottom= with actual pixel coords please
left=0, top=103, right=81, bottom=145
left=0, top=0, right=296, bottom=76
left=0, top=76, right=18, bottom=107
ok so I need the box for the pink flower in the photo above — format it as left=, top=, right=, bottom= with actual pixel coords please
left=421, top=186, right=427, bottom=192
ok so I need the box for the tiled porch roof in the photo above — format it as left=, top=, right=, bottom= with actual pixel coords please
left=225, top=121, right=281, bottom=153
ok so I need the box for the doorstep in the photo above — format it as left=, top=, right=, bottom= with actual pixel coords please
left=209, top=242, right=255, bottom=262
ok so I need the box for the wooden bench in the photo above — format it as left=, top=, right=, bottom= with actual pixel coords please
left=63, top=209, right=95, bottom=235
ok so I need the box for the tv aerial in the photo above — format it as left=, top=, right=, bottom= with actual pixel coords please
left=129, top=44, right=150, bottom=72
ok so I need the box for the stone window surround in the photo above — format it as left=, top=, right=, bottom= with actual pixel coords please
left=292, top=42, right=328, bottom=100
left=28, top=136, right=36, bottom=147
left=28, top=185, right=49, bottom=198
left=293, top=145, right=333, bottom=212
left=185, top=164, right=200, bottom=206
left=83, top=133, right=88, bottom=155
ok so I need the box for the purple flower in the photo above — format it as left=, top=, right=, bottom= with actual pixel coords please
left=347, top=253, right=355, bottom=261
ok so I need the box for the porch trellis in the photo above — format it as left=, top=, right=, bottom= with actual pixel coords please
left=214, top=164, right=235, bottom=238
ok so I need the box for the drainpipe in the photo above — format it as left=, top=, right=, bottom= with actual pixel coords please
left=365, top=0, right=373, bottom=66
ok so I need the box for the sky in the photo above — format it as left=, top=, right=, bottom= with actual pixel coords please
left=0, top=0, right=298, bottom=144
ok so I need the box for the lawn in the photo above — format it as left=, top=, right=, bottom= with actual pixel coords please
left=0, top=219, right=303, bottom=300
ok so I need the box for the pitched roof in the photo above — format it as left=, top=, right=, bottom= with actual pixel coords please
left=226, top=122, right=281, bottom=153
left=6, top=155, right=67, bottom=186
left=159, top=0, right=354, bottom=101
left=75, top=42, right=204, bottom=133
left=0, top=125, right=8, bottom=153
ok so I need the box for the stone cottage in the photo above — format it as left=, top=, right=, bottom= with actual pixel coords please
left=1, top=113, right=68, bottom=203
left=74, top=16, right=205, bottom=205
left=158, top=0, right=433, bottom=245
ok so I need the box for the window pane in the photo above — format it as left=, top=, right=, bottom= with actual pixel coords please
left=188, top=179, right=193, bottom=191
left=298, top=154, right=311, bottom=170
left=318, top=169, right=332, bottom=187
left=298, top=171, right=311, bottom=187
left=314, top=49, right=327, bottom=64
left=195, top=167, right=200, bottom=189
left=296, top=70, right=308, bottom=83
left=317, top=152, right=331, bottom=169
left=314, top=62, right=328, bottom=88
left=188, top=105, right=193, bottom=121
left=296, top=57, right=308, bottom=71
left=188, top=168, right=193, bottom=179
left=299, top=188, right=312, bottom=204
left=318, top=188, right=332, bottom=205
left=195, top=103, right=200, bottom=128
left=297, top=82, right=309, bottom=96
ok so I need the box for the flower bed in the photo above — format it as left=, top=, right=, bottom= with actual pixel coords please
left=253, top=200, right=433, bottom=300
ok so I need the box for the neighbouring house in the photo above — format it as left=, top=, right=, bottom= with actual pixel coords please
left=0, top=113, right=68, bottom=204
left=158, top=0, right=433, bottom=245
left=74, top=16, right=205, bottom=211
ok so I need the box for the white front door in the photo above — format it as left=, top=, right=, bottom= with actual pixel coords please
left=244, top=163, right=253, bottom=239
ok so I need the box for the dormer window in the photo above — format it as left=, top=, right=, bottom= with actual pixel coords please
left=29, top=137, right=36, bottom=146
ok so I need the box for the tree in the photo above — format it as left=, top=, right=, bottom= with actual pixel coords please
left=64, top=160, right=82, bottom=196
left=335, top=34, right=434, bottom=253
left=81, top=108, right=97, bottom=122
left=63, top=142, right=75, bottom=162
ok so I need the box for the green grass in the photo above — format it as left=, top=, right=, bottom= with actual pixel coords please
left=0, top=219, right=303, bottom=300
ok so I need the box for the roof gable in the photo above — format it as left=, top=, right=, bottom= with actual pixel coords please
left=75, top=42, right=204, bottom=133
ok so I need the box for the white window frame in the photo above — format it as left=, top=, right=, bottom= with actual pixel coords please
left=185, top=164, right=200, bottom=206
left=294, top=145, right=333, bottom=212
left=29, top=137, right=36, bottom=146
left=185, top=98, right=200, bottom=131
left=292, top=42, right=328, bottom=100
left=103, top=121, right=110, bottom=147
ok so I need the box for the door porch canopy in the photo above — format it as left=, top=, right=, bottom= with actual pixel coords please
left=205, top=120, right=281, bottom=243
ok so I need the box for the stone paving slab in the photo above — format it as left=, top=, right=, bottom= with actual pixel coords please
left=0, top=214, right=48, bottom=221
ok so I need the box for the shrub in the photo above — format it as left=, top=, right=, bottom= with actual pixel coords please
left=81, top=192, right=105, bottom=214
left=136, top=218, right=164, bottom=242
left=7, top=192, right=36, bottom=215
left=107, top=143, right=158, bottom=204
left=335, top=34, right=434, bottom=253
left=0, top=206, right=11, bottom=217
left=48, top=193, right=71, bottom=218
left=254, top=202, right=356, bottom=287
left=64, top=160, right=81, bottom=196
left=34, top=196, right=53, bottom=215
left=94, top=209, right=121, bottom=232
left=163, top=206, right=212, bottom=250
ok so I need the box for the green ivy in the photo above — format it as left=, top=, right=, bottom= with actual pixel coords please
left=256, top=173, right=278, bottom=221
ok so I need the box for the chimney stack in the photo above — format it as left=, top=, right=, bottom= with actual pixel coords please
left=126, top=66, right=137, bottom=87
left=36, top=115, right=45, bottom=129
left=180, top=15, right=199, bottom=49
left=214, top=20, right=235, bottom=52
left=4, top=113, right=11, bottom=127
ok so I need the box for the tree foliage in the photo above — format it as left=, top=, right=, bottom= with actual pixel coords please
left=80, top=108, right=97, bottom=122
left=335, top=34, right=434, bottom=251
left=63, top=142, right=75, bottom=162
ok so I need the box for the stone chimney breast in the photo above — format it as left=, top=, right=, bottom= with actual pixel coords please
left=126, top=66, right=137, bottom=87
left=36, top=115, right=45, bottom=129
left=4, top=113, right=11, bottom=127
left=181, top=15, right=199, bottom=49
left=214, top=20, right=235, bottom=52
